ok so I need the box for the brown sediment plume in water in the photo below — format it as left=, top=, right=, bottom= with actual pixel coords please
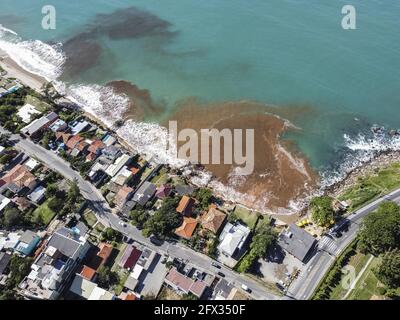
left=165, top=99, right=319, bottom=213
left=106, top=80, right=165, bottom=121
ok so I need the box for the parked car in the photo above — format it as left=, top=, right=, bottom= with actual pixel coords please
left=150, top=234, right=164, bottom=246
left=211, top=262, right=221, bottom=269
left=241, top=284, right=252, bottom=293
left=217, top=271, right=225, bottom=277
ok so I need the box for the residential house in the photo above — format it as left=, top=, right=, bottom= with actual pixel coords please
left=69, top=120, right=90, bottom=135
left=111, top=166, right=132, bottom=186
left=114, top=186, right=134, bottom=209
left=164, top=267, right=208, bottom=298
left=1, top=164, right=37, bottom=194
left=119, top=245, right=142, bottom=270
left=17, top=104, right=41, bottom=124
left=132, top=181, right=156, bottom=207
left=0, top=232, right=21, bottom=251
left=23, top=158, right=39, bottom=171
left=278, top=224, right=317, bottom=263
left=0, top=194, right=11, bottom=214
left=0, top=252, right=11, bottom=275
left=15, top=230, right=41, bottom=256
left=27, top=185, right=46, bottom=204
left=79, top=265, right=97, bottom=281
left=174, top=217, right=198, bottom=240
left=55, top=132, right=71, bottom=145
left=69, top=274, right=114, bottom=300
left=176, top=196, right=195, bottom=216
left=102, top=134, right=116, bottom=147
left=105, top=154, right=131, bottom=177
left=66, top=135, right=83, bottom=152
left=201, top=206, right=226, bottom=234
left=155, top=185, right=172, bottom=199
left=102, top=145, right=121, bottom=161
left=49, top=119, right=67, bottom=133
left=12, top=196, right=32, bottom=212
left=175, top=184, right=195, bottom=196
left=20, top=227, right=90, bottom=300
left=86, top=139, right=105, bottom=161
left=20, top=112, right=58, bottom=138
left=86, top=242, right=113, bottom=270
left=218, top=222, right=251, bottom=259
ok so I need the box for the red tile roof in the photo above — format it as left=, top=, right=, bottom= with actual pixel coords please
left=174, top=217, right=198, bottom=239
left=119, top=245, right=142, bottom=270
left=115, top=186, right=134, bottom=208
left=66, top=135, right=83, bottom=150
left=97, top=243, right=113, bottom=266
left=55, top=132, right=71, bottom=144
left=80, top=265, right=97, bottom=281
left=176, top=196, right=195, bottom=215
left=156, top=185, right=172, bottom=199
left=88, top=140, right=105, bottom=154
left=201, top=206, right=226, bottom=234
left=2, top=164, right=36, bottom=189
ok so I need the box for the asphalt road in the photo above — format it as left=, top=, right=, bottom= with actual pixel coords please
left=2, top=128, right=279, bottom=300
left=287, top=188, right=400, bottom=300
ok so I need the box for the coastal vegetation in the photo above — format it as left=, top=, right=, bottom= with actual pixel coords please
left=310, top=196, right=335, bottom=227
left=236, top=224, right=277, bottom=273
left=339, top=162, right=400, bottom=211
left=358, top=201, right=400, bottom=255
left=313, top=201, right=400, bottom=300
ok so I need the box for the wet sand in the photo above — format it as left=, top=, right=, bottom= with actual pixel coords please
left=0, top=49, right=47, bottom=91
left=164, top=100, right=318, bottom=213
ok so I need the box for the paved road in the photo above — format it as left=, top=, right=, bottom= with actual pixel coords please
left=287, top=188, right=400, bottom=300
left=2, top=128, right=279, bottom=300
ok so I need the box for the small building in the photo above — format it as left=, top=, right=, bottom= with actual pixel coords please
left=174, top=217, right=198, bottom=240
left=201, top=206, right=226, bottom=234
left=0, top=194, right=11, bottom=213
left=114, top=186, right=134, bottom=209
left=278, top=224, right=317, bottom=263
left=102, top=134, right=116, bottom=147
left=218, top=222, right=251, bottom=259
left=119, top=245, right=142, bottom=270
left=1, top=164, right=37, bottom=194
left=17, top=104, right=41, bottom=124
left=69, top=120, right=90, bottom=135
left=111, top=166, right=132, bottom=186
left=132, top=181, right=156, bottom=207
left=0, top=252, right=12, bottom=275
left=49, top=119, right=67, bottom=132
left=27, top=185, right=46, bottom=204
left=23, top=158, right=39, bottom=171
left=79, top=265, right=97, bottom=281
left=69, top=274, right=114, bottom=300
left=105, top=154, right=131, bottom=177
left=155, top=185, right=172, bottom=199
left=102, top=145, right=121, bottom=160
left=15, top=230, right=41, bottom=256
left=86, top=139, right=105, bottom=161
left=164, top=267, right=207, bottom=298
left=176, top=195, right=195, bottom=216
left=20, top=112, right=58, bottom=138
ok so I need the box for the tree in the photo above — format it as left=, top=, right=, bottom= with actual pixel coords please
left=130, top=208, right=148, bottom=229
left=310, top=196, right=335, bottom=227
left=6, top=256, right=33, bottom=289
left=67, top=179, right=80, bottom=204
left=375, top=249, right=400, bottom=288
left=96, top=266, right=119, bottom=289
left=0, top=133, right=11, bottom=146
left=358, top=201, right=400, bottom=255
left=236, top=225, right=277, bottom=273
left=48, top=197, right=64, bottom=212
left=102, top=228, right=122, bottom=242
left=2, top=207, right=22, bottom=228
left=45, top=183, right=58, bottom=198
left=143, top=197, right=182, bottom=239
left=195, top=188, right=214, bottom=211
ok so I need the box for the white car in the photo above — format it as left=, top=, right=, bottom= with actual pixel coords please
left=241, top=284, right=251, bottom=293
left=119, top=221, right=127, bottom=227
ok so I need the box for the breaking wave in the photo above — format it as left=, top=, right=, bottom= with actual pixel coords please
left=0, top=25, right=65, bottom=81
left=320, top=129, right=400, bottom=188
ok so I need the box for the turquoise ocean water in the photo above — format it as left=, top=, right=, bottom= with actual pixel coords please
left=1, top=0, right=400, bottom=184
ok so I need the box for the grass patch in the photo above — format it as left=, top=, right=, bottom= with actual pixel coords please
left=82, top=209, right=98, bottom=228
left=113, top=268, right=129, bottom=296
left=32, top=199, right=56, bottom=225
left=150, top=167, right=169, bottom=186
left=25, top=95, right=50, bottom=112
left=339, top=162, right=400, bottom=211
left=231, top=205, right=260, bottom=229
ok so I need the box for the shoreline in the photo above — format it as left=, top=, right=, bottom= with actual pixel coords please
left=2, top=49, right=400, bottom=218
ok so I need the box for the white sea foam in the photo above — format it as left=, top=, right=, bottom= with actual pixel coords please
left=0, top=28, right=65, bottom=81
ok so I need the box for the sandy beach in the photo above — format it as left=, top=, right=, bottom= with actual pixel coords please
left=0, top=49, right=48, bottom=92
